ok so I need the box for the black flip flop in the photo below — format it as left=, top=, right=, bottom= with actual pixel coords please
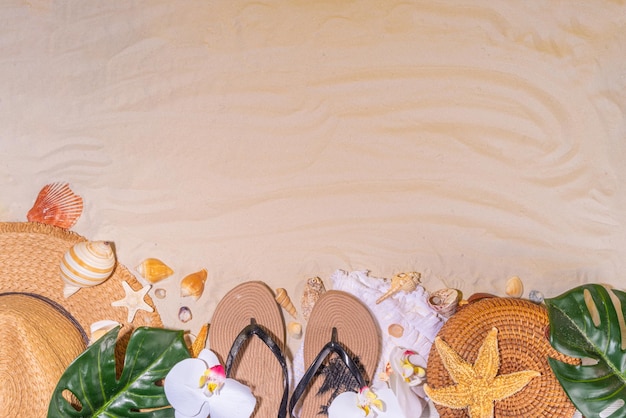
left=289, top=327, right=366, bottom=418
left=226, top=318, right=290, bottom=418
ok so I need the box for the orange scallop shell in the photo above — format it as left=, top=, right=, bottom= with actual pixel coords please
left=27, top=183, right=83, bottom=229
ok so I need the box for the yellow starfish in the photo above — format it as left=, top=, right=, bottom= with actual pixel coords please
left=424, top=327, right=540, bottom=418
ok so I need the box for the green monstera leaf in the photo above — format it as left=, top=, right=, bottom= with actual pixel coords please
left=48, top=326, right=190, bottom=418
left=545, top=284, right=626, bottom=418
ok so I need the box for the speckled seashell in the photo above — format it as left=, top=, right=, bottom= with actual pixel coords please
left=528, top=290, right=544, bottom=304
left=89, top=320, right=120, bottom=345
left=505, top=276, right=524, bottom=298
left=428, top=288, right=462, bottom=318
left=154, top=288, right=167, bottom=299
left=135, top=258, right=174, bottom=284
left=388, top=323, right=404, bottom=338
left=60, top=240, right=116, bottom=298
left=376, top=271, right=421, bottom=304
left=287, top=321, right=303, bottom=339
left=180, top=268, right=207, bottom=300
left=301, top=276, right=326, bottom=321
left=27, top=182, right=83, bottom=229
left=178, top=306, right=192, bottom=323
left=275, top=288, right=297, bottom=318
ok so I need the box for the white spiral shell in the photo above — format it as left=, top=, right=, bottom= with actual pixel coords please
left=60, top=241, right=116, bottom=298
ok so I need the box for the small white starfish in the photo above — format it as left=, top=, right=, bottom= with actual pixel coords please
left=111, top=281, right=154, bottom=322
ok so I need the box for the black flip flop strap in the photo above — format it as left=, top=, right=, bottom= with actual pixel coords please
left=226, top=319, right=289, bottom=418
left=289, top=328, right=366, bottom=418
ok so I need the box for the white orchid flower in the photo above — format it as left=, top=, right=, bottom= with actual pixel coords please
left=164, top=348, right=256, bottom=418
left=387, top=346, right=429, bottom=417
left=328, top=386, right=405, bottom=418
left=390, top=348, right=427, bottom=387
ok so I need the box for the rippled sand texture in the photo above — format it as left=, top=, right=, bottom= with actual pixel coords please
left=2, top=1, right=626, bottom=342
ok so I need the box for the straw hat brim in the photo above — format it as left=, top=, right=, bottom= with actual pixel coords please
left=426, top=297, right=579, bottom=417
left=0, top=293, right=87, bottom=417
left=300, top=290, right=381, bottom=417
left=209, top=281, right=286, bottom=417
left=0, top=222, right=162, bottom=341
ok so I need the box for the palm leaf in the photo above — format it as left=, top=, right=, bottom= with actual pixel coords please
left=545, top=284, right=626, bottom=417
left=48, top=326, right=190, bottom=417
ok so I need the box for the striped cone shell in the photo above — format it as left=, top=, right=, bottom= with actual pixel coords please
left=60, top=241, right=116, bottom=298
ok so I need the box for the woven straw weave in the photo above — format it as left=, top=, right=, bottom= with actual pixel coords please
left=0, top=222, right=162, bottom=337
left=426, top=297, right=579, bottom=418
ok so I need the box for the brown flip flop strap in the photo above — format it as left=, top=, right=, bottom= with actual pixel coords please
left=226, top=318, right=289, bottom=418
left=289, top=327, right=366, bottom=418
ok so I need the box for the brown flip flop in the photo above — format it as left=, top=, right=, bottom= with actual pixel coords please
left=210, top=281, right=289, bottom=418
left=290, top=290, right=381, bottom=417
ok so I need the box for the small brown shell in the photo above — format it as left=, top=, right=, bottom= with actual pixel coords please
left=27, top=182, right=83, bottom=229
left=505, top=276, right=524, bottom=298
left=376, top=271, right=421, bottom=304
left=388, top=323, right=404, bottom=338
left=287, top=321, right=303, bottom=339
left=275, top=288, right=297, bottom=318
left=301, top=276, right=326, bottom=321
left=135, top=258, right=174, bottom=284
left=180, top=268, right=208, bottom=300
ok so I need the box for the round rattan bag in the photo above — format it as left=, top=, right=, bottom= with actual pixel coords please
left=426, top=297, right=578, bottom=417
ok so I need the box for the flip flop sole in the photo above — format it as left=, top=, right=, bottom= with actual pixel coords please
left=210, top=281, right=286, bottom=418
left=301, top=290, right=381, bottom=417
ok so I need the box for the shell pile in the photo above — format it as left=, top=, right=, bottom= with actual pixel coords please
left=275, top=288, right=297, bottom=318
left=135, top=258, right=174, bottom=284
left=300, top=276, right=326, bottom=321
left=180, top=268, right=207, bottom=300
left=376, top=271, right=421, bottom=304
left=60, top=240, right=116, bottom=298
left=427, top=288, right=462, bottom=318
left=27, top=182, right=83, bottom=229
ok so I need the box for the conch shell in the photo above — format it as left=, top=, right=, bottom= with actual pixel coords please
left=376, top=271, right=421, bottom=304
left=427, top=288, right=462, bottom=318
left=27, top=182, right=83, bottom=229
left=301, top=276, right=326, bottom=321
left=275, top=288, right=297, bottom=318
left=60, top=240, right=116, bottom=298
left=135, top=258, right=174, bottom=284
left=180, top=268, right=207, bottom=300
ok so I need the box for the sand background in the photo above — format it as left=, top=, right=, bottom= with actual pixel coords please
left=2, top=0, right=626, bottom=356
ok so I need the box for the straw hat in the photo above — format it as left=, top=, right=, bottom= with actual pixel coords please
left=426, top=296, right=579, bottom=417
left=0, top=221, right=162, bottom=414
left=0, top=293, right=86, bottom=416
